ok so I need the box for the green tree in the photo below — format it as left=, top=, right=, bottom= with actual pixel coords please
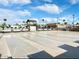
left=63, top=19, right=65, bottom=22
left=6, top=24, right=11, bottom=28
left=1, top=23, right=7, bottom=30
left=76, top=22, right=79, bottom=25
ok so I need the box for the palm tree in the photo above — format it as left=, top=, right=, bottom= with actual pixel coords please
left=6, top=24, right=11, bottom=28
left=23, top=21, right=27, bottom=26
left=2, top=19, right=7, bottom=30
left=2, top=23, right=6, bottom=30
left=64, top=22, right=68, bottom=30
left=63, top=19, right=67, bottom=25
left=64, top=22, right=67, bottom=25
left=63, top=19, right=68, bottom=30
left=76, top=22, right=79, bottom=25
left=58, top=22, right=60, bottom=24
left=26, top=19, right=30, bottom=24
left=4, top=19, right=7, bottom=22
left=26, top=19, right=30, bottom=31
left=63, top=19, right=65, bottom=23
left=22, top=21, right=26, bottom=31
left=23, top=21, right=26, bottom=24
left=42, top=19, right=44, bottom=22
left=42, top=19, right=45, bottom=30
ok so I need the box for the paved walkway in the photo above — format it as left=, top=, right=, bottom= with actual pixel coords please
left=0, top=31, right=79, bottom=58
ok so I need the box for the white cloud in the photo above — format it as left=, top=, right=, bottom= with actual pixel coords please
left=0, top=0, right=9, bottom=6
left=17, top=10, right=31, bottom=16
left=69, top=0, right=79, bottom=4
left=0, top=8, right=31, bottom=24
left=44, top=0, right=52, bottom=3
left=0, top=0, right=31, bottom=6
left=34, top=4, right=62, bottom=14
left=10, top=0, right=31, bottom=4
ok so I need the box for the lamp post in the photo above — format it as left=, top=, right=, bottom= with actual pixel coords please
left=72, top=14, right=75, bottom=27
left=57, top=17, right=59, bottom=30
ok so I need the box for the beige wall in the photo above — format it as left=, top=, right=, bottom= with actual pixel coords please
left=57, top=24, right=66, bottom=28
left=30, top=26, right=36, bottom=31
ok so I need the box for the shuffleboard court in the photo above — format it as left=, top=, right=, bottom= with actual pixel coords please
left=0, top=31, right=79, bottom=58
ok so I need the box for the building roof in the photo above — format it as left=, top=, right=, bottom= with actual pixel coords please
left=47, top=23, right=57, bottom=27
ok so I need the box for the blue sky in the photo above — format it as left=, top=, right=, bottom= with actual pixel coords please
left=0, top=0, right=79, bottom=24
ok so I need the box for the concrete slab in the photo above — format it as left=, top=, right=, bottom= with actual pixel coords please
left=0, top=31, right=79, bottom=58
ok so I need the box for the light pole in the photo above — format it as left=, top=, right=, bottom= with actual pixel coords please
left=72, top=14, right=75, bottom=27
left=57, top=17, right=59, bottom=30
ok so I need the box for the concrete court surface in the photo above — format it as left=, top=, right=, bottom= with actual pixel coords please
left=0, top=31, right=79, bottom=58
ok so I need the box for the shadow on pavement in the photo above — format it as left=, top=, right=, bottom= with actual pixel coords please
left=27, top=44, right=79, bottom=59
left=27, top=51, right=54, bottom=59
left=56, top=44, right=79, bottom=58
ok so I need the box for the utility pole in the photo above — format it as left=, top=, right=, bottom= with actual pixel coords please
left=57, top=17, right=59, bottom=30
left=72, top=14, right=75, bottom=27
left=57, top=17, right=59, bottom=24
